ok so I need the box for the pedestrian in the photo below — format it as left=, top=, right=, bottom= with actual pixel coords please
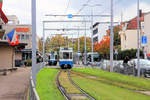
left=123, top=56, right=130, bottom=74
left=123, top=56, right=129, bottom=64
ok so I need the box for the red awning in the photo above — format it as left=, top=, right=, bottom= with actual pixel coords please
left=0, top=8, right=8, bottom=24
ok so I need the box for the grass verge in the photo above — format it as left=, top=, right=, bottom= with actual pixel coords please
left=36, top=68, right=65, bottom=100
left=71, top=73, right=150, bottom=100
left=72, top=68, right=150, bottom=91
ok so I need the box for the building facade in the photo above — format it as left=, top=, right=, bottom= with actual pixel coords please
left=0, top=15, right=40, bottom=67
left=93, top=22, right=104, bottom=43
left=119, top=13, right=144, bottom=51
left=144, top=12, right=150, bottom=55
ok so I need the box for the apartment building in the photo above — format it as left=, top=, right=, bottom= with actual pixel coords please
left=93, top=22, right=104, bottom=43
left=119, top=13, right=144, bottom=50
left=144, top=12, right=150, bottom=55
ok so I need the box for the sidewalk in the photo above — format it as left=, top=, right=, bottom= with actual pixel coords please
left=0, top=67, right=31, bottom=100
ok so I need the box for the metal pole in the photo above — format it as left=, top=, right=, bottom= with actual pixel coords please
left=137, top=0, right=140, bottom=77
left=110, top=0, right=114, bottom=72
left=78, top=27, right=80, bottom=64
left=31, top=0, right=37, bottom=86
left=91, top=7, right=94, bottom=64
left=43, top=21, right=45, bottom=66
left=72, top=34, right=73, bottom=49
left=84, top=19, right=87, bottom=65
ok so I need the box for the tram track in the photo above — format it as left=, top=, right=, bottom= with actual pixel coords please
left=56, top=69, right=95, bottom=100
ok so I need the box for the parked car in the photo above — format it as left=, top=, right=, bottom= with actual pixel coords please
left=129, top=59, right=150, bottom=77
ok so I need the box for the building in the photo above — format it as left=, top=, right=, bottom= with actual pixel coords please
left=144, top=12, right=150, bottom=55
left=0, top=15, right=40, bottom=67
left=119, top=13, right=144, bottom=50
left=93, top=22, right=104, bottom=43
left=0, top=40, right=26, bottom=69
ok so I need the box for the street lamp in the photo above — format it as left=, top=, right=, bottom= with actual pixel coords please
left=31, top=0, right=37, bottom=86
left=110, top=0, right=114, bottom=72
left=137, top=0, right=140, bottom=77
left=83, top=4, right=102, bottom=65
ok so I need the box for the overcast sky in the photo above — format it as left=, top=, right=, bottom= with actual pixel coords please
left=2, top=0, right=150, bottom=38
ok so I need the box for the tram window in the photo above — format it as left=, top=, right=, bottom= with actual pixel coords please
left=55, top=55, right=57, bottom=59
left=63, top=52, right=69, bottom=59
left=60, top=52, right=63, bottom=59
left=70, top=53, right=72, bottom=59
left=51, top=54, right=55, bottom=59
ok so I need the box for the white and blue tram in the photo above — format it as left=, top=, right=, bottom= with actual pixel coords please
left=59, top=47, right=73, bottom=69
left=48, top=52, right=58, bottom=66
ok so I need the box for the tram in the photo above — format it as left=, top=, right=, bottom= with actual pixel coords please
left=59, top=47, right=73, bottom=69
left=48, top=52, right=58, bottom=66
left=87, top=52, right=101, bottom=63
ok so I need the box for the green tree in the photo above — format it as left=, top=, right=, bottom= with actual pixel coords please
left=38, top=37, right=43, bottom=53
left=48, top=35, right=65, bottom=52
left=74, top=36, right=91, bottom=53
left=113, top=26, right=121, bottom=46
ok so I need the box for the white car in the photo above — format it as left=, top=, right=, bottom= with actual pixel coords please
left=129, top=59, right=150, bottom=77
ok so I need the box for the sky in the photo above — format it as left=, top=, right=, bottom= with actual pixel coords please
left=2, top=0, right=150, bottom=38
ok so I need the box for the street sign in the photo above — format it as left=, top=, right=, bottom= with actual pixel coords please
left=115, top=49, right=118, bottom=55
left=141, top=36, right=147, bottom=46
left=68, top=14, right=72, bottom=18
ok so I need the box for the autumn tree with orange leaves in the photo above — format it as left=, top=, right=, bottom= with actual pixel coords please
left=94, top=36, right=110, bottom=56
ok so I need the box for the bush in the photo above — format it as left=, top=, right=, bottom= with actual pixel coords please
left=116, top=49, right=144, bottom=60
left=24, top=59, right=32, bottom=66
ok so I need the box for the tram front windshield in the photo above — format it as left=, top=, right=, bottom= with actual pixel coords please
left=50, top=54, right=55, bottom=59
left=62, top=52, right=72, bottom=59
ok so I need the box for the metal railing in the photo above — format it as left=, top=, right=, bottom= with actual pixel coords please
left=29, top=63, right=43, bottom=100
left=29, top=76, right=40, bottom=100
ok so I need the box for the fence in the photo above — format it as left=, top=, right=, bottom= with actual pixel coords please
left=29, top=63, right=43, bottom=100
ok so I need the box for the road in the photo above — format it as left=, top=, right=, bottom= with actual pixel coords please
left=0, top=67, right=30, bottom=100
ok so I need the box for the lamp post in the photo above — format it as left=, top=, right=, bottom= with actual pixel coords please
left=137, top=0, right=140, bottom=77
left=31, top=0, right=37, bottom=86
left=84, top=18, right=87, bottom=65
left=110, top=0, right=114, bottom=72
left=83, top=4, right=102, bottom=65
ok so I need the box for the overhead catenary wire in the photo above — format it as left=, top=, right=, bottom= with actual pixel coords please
left=76, top=0, right=92, bottom=14
left=65, top=0, right=71, bottom=14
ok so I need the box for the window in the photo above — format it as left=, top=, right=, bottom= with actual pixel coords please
left=50, top=54, right=55, bottom=59
left=3, top=34, right=7, bottom=40
left=63, top=52, right=69, bottom=59
left=93, top=28, right=98, bottom=35
left=0, top=25, right=2, bottom=29
left=26, top=35, right=29, bottom=40
left=93, top=37, right=98, bottom=43
left=22, top=34, right=24, bottom=40
left=70, top=52, right=72, bottom=59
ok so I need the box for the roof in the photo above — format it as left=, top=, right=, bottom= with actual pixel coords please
left=126, top=13, right=144, bottom=29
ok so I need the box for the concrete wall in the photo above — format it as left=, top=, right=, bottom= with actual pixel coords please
left=0, top=45, right=14, bottom=69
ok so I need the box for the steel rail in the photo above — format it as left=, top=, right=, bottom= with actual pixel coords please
left=56, top=70, right=71, bottom=100
left=67, top=70, right=96, bottom=100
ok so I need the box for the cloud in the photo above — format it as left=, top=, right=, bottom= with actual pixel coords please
left=2, top=0, right=150, bottom=38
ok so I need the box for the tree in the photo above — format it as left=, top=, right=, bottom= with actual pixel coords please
left=38, top=38, right=43, bottom=53
left=106, top=25, right=121, bottom=50
left=74, top=36, right=91, bottom=53
left=94, top=36, right=110, bottom=58
left=48, top=35, right=65, bottom=52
